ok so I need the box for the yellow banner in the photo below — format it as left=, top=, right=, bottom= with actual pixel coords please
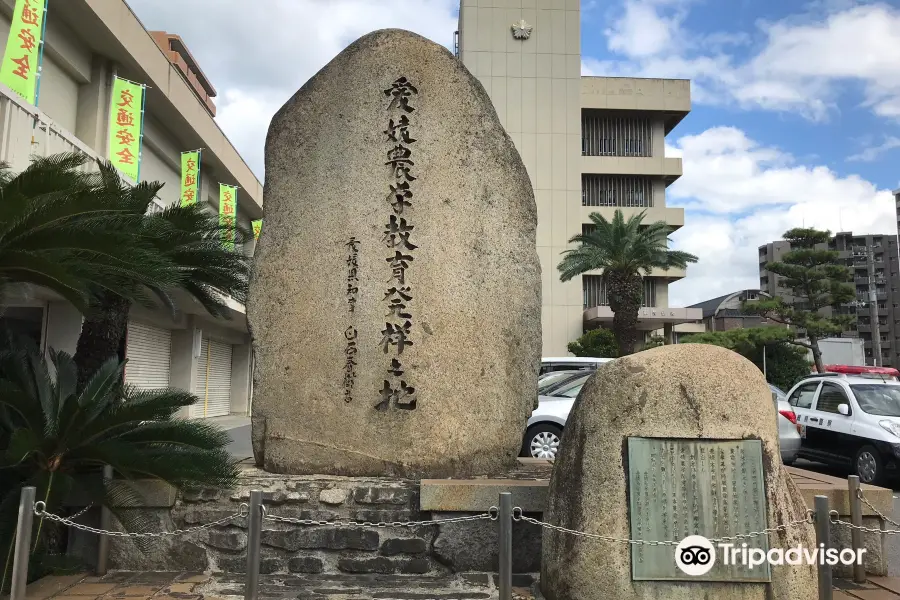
left=0, top=0, right=46, bottom=104
left=220, top=184, right=237, bottom=250
left=108, top=78, right=144, bottom=182
left=180, top=150, right=201, bottom=206
left=252, top=219, right=262, bottom=240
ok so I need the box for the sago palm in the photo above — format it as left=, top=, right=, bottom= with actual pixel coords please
left=558, top=209, right=698, bottom=355
left=0, top=336, right=238, bottom=591
left=0, top=153, right=177, bottom=311
left=73, top=161, right=251, bottom=388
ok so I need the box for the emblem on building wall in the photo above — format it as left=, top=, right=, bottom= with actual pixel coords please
left=511, top=20, right=533, bottom=40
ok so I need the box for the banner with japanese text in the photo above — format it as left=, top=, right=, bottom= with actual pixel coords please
left=0, top=0, right=46, bottom=104
left=180, top=150, right=201, bottom=206
left=252, top=219, right=262, bottom=240
left=219, top=184, right=237, bottom=250
left=108, top=77, right=144, bottom=183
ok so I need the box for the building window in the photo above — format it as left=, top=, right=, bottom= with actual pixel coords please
left=581, top=111, right=652, bottom=157
left=583, top=275, right=656, bottom=308
left=582, top=175, right=653, bottom=208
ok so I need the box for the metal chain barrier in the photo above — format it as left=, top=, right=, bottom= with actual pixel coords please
left=68, top=504, right=93, bottom=521
left=856, top=489, right=900, bottom=528
left=513, top=507, right=814, bottom=546
left=831, top=509, right=900, bottom=536
left=263, top=506, right=498, bottom=528
left=32, top=501, right=249, bottom=538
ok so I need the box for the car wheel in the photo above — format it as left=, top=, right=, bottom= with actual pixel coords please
left=783, top=459, right=795, bottom=466
left=522, top=424, right=564, bottom=459
left=855, top=445, right=885, bottom=485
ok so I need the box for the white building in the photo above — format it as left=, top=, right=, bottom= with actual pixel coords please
left=457, top=0, right=701, bottom=355
left=0, top=0, right=261, bottom=417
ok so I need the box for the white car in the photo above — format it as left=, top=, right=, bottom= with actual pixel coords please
left=785, top=373, right=900, bottom=485
left=539, top=357, right=612, bottom=375
left=522, top=372, right=590, bottom=458
left=521, top=373, right=803, bottom=462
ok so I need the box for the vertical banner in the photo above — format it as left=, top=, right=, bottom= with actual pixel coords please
left=180, top=150, right=201, bottom=206
left=219, top=184, right=237, bottom=250
left=252, top=219, right=262, bottom=240
left=108, top=77, right=145, bottom=183
left=0, top=0, right=47, bottom=105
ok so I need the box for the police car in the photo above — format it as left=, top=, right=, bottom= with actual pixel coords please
left=784, top=365, right=900, bottom=485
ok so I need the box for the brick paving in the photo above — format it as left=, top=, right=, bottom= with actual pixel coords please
left=6, top=572, right=527, bottom=600
left=15, top=572, right=900, bottom=599
left=832, top=577, right=900, bottom=599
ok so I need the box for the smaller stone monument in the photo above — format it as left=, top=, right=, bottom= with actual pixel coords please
left=541, top=344, right=817, bottom=600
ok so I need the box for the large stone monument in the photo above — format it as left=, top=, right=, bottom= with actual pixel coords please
left=541, top=344, right=817, bottom=600
left=247, top=29, right=541, bottom=478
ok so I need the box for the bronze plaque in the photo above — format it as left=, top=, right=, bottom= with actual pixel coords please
left=627, top=437, right=771, bottom=582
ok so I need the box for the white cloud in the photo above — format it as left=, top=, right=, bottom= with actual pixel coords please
left=667, top=127, right=896, bottom=306
left=604, top=0, right=685, bottom=58
left=847, top=136, right=900, bottom=162
left=127, top=0, right=458, bottom=177
left=588, top=1, right=900, bottom=122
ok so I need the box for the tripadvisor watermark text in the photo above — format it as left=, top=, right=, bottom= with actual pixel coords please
left=674, top=535, right=865, bottom=576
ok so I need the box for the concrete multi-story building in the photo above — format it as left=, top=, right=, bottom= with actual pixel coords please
left=456, top=0, right=700, bottom=356
left=759, top=232, right=900, bottom=368
left=0, top=0, right=262, bottom=417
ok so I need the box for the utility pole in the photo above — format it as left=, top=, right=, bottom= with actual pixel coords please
left=867, top=244, right=882, bottom=367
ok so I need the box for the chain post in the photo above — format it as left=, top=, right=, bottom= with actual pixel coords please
left=498, top=492, right=512, bottom=600
left=97, top=465, right=113, bottom=575
left=245, top=491, right=263, bottom=600
left=11, top=487, right=36, bottom=600
left=814, top=495, right=833, bottom=600
left=847, top=476, right=866, bottom=584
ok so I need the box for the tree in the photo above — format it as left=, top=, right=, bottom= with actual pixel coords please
left=558, top=210, right=698, bottom=355
left=643, top=335, right=666, bottom=350
left=72, top=163, right=250, bottom=388
left=681, top=327, right=812, bottom=391
left=743, top=228, right=854, bottom=373
left=0, top=153, right=176, bottom=312
left=567, top=328, right=619, bottom=358
left=0, top=338, right=238, bottom=591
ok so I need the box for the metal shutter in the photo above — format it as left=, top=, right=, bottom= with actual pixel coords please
left=124, top=322, right=171, bottom=390
left=192, top=338, right=233, bottom=418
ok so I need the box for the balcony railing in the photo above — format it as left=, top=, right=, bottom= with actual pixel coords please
left=582, top=175, right=653, bottom=208
left=581, top=111, right=652, bottom=158
left=0, top=82, right=98, bottom=173
left=583, top=275, right=656, bottom=309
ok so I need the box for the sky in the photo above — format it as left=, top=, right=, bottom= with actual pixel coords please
left=127, top=0, right=900, bottom=307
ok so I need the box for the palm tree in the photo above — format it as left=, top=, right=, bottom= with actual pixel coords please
left=0, top=153, right=177, bottom=312
left=72, top=162, right=251, bottom=388
left=558, top=210, right=698, bottom=355
left=0, top=337, right=238, bottom=591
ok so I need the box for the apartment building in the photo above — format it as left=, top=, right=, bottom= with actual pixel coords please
left=759, top=232, right=900, bottom=368
left=456, top=0, right=700, bottom=356
left=0, top=0, right=262, bottom=417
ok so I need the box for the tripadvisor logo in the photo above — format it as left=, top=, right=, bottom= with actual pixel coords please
left=675, top=536, right=716, bottom=576
left=674, top=535, right=866, bottom=575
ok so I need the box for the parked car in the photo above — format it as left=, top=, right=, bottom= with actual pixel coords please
left=538, top=369, right=587, bottom=395
left=771, top=384, right=801, bottom=465
left=521, top=374, right=803, bottom=463
left=784, top=373, right=900, bottom=485
left=522, top=373, right=591, bottom=458
left=539, top=356, right=612, bottom=375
